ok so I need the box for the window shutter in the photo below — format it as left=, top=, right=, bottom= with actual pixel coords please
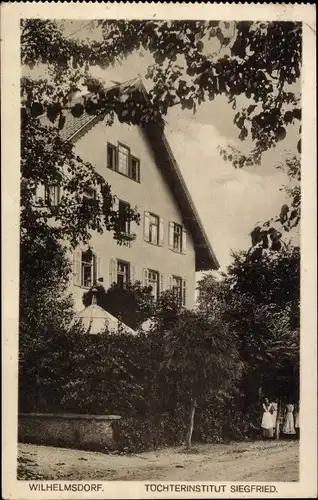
left=58, top=185, right=63, bottom=203
left=182, top=227, right=187, bottom=254
left=159, top=218, right=164, bottom=246
left=182, top=279, right=187, bottom=306
left=73, top=249, right=81, bottom=286
left=168, top=275, right=173, bottom=290
left=112, top=196, right=119, bottom=212
left=115, top=144, right=119, bottom=171
left=144, top=211, right=150, bottom=242
left=35, top=184, right=46, bottom=204
left=109, top=258, right=117, bottom=285
left=92, top=253, right=97, bottom=284
left=168, top=222, right=174, bottom=249
left=130, top=264, right=135, bottom=284
left=97, top=255, right=101, bottom=282
left=142, top=268, right=149, bottom=287
left=159, top=273, right=164, bottom=294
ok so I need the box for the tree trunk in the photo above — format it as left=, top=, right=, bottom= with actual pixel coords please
left=275, top=398, right=282, bottom=440
left=186, top=398, right=197, bottom=451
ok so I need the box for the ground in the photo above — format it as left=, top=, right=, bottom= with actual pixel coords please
left=18, top=440, right=299, bottom=482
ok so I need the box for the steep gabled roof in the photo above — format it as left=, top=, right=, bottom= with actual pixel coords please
left=61, top=79, right=219, bottom=271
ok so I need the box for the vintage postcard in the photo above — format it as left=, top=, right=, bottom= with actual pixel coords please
left=1, top=2, right=317, bottom=499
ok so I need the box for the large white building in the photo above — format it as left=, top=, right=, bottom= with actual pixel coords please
left=40, top=80, right=219, bottom=312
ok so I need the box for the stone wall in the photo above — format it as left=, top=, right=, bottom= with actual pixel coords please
left=18, top=413, right=121, bottom=452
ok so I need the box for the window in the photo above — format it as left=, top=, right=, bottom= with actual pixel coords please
left=144, top=212, right=164, bottom=246
left=172, top=276, right=182, bottom=304
left=171, top=276, right=186, bottom=306
left=107, top=143, right=116, bottom=170
left=149, top=213, right=159, bottom=245
left=81, top=250, right=95, bottom=288
left=73, top=249, right=100, bottom=288
left=118, top=200, right=131, bottom=234
left=118, top=144, right=130, bottom=176
left=35, top=184, right=60, bottom=206
left=45, top=185, right=61, bottom=206
left=106, top=142, right=140, bottom=182
left=131, top=156, right=140, bottom=182
left=148, top=270, right=160, bottom=302
left=117, top=260, right=130, bottom=286
left=173, top=223, right=182, bottom=252
left=169, top=222, right=187, bottom=254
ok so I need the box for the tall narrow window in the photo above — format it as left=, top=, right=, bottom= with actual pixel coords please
left=81, top=250, right=95, bottom=288
left=149, top=213, right=159, bottom=245
left=117, top=260, right=130, bottom=286
left=148, top=270, right=159, bottom=302
left=173, top=223, right=182, bottom=252
left=172, top=276, right=183, bottom=305
left=107, top=143, right=116, bottom=170
left=169, top=222, right=187, bottom=254
left=118, top=200, right=131, bottom=234
left=44, top=185, right=61, bottom=206
left=118, top=144, right=130, bottom=175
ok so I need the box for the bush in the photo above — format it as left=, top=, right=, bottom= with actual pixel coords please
left=19, top=320, right=262, bottom=450
left=112, top=414, right=186, bottom=453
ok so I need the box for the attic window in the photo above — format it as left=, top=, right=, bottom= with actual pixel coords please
left=106, top=142, right=140, bottom=182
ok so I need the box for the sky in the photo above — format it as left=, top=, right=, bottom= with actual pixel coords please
left=25, top=20, right=301, bottom=272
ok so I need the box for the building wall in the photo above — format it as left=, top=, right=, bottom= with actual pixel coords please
left=70, top=117, right=196, bottom=311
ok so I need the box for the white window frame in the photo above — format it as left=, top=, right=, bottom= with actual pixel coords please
left=170, top=275, right=187, bottom=306
left=117, top=259, right=130, bottom=286
left=35, top=183, right=61, bottom=207
left=117, top=143, right=130, bottom=176
left=169, top=221, right=187, bottom=254
left=148, top=269, right=160, bottom=302
left=106, top=142, right=140, bottom=182
left=173, top=223, right=182, bottom=252
left=81, top=250, right=96, bottom=289
left=149, top=213, right=160, bottom=245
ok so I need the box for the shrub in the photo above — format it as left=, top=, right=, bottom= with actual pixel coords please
left=112, top=413, right=186, bottom=453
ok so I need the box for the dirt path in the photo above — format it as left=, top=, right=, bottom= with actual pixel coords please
left=18, top=440, right=299, bottom=482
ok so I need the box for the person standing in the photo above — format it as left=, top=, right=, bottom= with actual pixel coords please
left=282, top=403, right=296, bottom=436
left=261, top=398, right=274, bottom=438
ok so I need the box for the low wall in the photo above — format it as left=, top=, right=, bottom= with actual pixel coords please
left=18, top=413, right=121, bottom=452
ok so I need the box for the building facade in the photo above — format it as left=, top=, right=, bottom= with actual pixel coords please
left=40, top=82, right=219, bottom=312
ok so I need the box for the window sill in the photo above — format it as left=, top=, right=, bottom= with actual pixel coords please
left=169, top=247, right=185, bottom=255
left=145, top=240, right=162, bottom=248
left=73, top=283, right=92, bottom=290
left=107, top=166, right=141, bottom=184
